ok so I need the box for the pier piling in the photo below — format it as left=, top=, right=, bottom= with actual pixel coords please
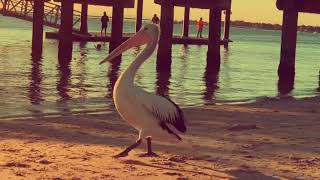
left=223, top=7, right=231, bottom=48
left=157, top=0, right=174, bottom=69
left=109, top=4, right=124, bottom=60
left=183, top=3, right=190, bottom=37
left=276, top=0, right=320, bottom=94
left=278, top=3, right=298, bottom=87
left=32, top=0, right=44, bottom=56
left=58, top=1, right=74, bottom=62
left=207, top=8, right=222, bottom=70
left=80, top=0, right=88, bottom=34
left=136, top=0, right=143, bottom=32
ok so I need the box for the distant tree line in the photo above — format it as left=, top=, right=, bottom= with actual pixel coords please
left=230, top=20, right=282, bottom=31
left=173, top=20, right=320, bottom=33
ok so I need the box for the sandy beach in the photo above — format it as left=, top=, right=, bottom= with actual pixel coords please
left=0, top=96, right=319, bottom=180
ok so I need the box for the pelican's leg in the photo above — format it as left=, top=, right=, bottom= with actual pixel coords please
left=140, top=137, right=158, bottom=157
left=113, top=139, right=142, bottom=158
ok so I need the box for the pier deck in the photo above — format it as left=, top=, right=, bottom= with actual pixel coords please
left=45, top=32, right=231, bottom=45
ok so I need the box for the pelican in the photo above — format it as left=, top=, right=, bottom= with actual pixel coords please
left=99, top=24, right=187, bottom=157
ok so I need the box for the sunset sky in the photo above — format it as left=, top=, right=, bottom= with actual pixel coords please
left=80, top=0, right=320, bottom=26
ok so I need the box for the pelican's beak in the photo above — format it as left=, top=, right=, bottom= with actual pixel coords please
left=99, top=30, right=151, bottom=64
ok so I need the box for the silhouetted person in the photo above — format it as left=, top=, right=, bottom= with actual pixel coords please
left=101, top=12, right=109, bottom=37
left=197, top=17, right=204, bottom=38
left=94, top=43, right=102, bottom=50
left=151, top=14, right=160, bottom=24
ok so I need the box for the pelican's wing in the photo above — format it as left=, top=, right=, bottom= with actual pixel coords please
left=135, top=89, right=186, bottom=137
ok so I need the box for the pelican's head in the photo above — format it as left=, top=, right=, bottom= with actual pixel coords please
left=100, top=24, right=160, bottom=64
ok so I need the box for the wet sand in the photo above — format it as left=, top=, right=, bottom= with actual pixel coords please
left=0, top=96, right=319, bottom=179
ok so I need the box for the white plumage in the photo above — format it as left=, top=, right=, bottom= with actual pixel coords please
left=100, top=24, right=186, bottom=157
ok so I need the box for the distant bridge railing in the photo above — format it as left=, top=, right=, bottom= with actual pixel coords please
left=0, top=0, right=82, bottom=29
left=0, top=0, right=152, bottom=31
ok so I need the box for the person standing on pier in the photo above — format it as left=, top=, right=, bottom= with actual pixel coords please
left=101, top=12, right=109, bottom=37
left=197, top=17, right=204, bottom=38
left=151, top=14, right=160, bottom=24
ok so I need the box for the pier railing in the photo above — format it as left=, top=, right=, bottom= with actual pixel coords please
left=0, top=0, right=82, bottom=30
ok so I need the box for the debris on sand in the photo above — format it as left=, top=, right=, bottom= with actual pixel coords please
left=228, top=124, right=259, bottom=131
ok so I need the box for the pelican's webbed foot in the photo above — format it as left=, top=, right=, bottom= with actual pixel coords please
left=113, top=139, right=142, bottom=158
left=139, top=137, right=158, bottom=157
left=113, top=151, right=129, bottom=158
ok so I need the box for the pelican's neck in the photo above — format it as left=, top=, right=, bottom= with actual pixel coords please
left=118, top=39, right=157, bottom=86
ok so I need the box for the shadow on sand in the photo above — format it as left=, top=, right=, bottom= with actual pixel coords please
left=0, top=96, right=319, bottom=179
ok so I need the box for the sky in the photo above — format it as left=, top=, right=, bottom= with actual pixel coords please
left=78, top=0, right=320, bottom=26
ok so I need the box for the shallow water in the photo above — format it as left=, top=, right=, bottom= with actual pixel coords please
left=0, top=15, right=319, bottom=118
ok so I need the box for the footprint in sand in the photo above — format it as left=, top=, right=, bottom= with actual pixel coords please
left=4, top=162, right=30, bottom=168
left=38, top=159, right=53, bottom=165
left=164, top=172, right=183, bottom=176
left=168, top=155, right=188, bottom=163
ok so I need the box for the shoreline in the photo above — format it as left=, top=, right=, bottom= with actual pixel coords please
left=1, top=94, right=319, bottom=120
left=0, top=96, right=319, bottom=179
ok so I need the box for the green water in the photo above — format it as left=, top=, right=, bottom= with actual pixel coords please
left=0, top=15, right=319, bottom=118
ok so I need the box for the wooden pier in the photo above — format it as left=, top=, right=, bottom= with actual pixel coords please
left=52, top=0, right=135, bottom=63
left=276, top=0, right=320, bottom=93
left=154, top=0, right=232, bottom=70
left=1, top=0, right=233, bottom=73
left=45, top=32, right=231, bottom=46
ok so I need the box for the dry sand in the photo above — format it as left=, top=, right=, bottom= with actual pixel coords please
left=0, top=96, right=319, bottom=180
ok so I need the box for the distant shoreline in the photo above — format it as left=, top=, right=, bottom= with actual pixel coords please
left=174, top=20, right=320, bottom=33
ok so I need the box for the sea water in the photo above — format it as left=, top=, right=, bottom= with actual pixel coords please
left=0, top=15, right=319, bottom=118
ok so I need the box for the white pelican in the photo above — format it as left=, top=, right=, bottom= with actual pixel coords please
left=100, top=24, right=187, bottom=157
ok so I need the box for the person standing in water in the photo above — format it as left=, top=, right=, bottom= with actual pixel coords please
left=151, top=14, right=160, bottom=24
left=197, top=17, right=204, bottom=38
left=101, top=12, right=109, bottom=37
